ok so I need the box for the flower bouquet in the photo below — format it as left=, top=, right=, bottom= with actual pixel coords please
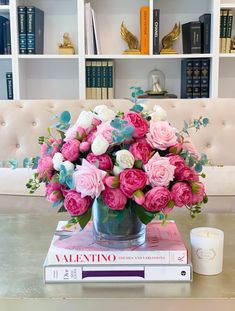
left=27, top=97, right=209, bottom=248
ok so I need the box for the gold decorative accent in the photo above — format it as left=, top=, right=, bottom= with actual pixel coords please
left=58, top=32, right=75, bottom=55
left=120, top=22, right=141, bottom=54
left=160, top=23, right=180, bottom=54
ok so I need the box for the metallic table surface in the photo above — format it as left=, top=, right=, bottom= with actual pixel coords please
left=0, top=212, right=234, bottom=310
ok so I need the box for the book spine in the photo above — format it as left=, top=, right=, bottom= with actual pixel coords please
left=140, top=6, right=149, bottom=54
left=221, top=10, right=228, bottom=53
left=86, top=60, right=92, bottom=99
left=3, top=21, right=7, bottom=54
left=181, top=59, right=193, bottom=98
left=190, top=24, right=201, bottom=53
left=225, top=10, right=233, bottom=53
left=199, top=14, right=211, bottom=53
left=91, top=61, right=97, bottom=99
left=153, top=9, right=160, bottom=55
left=18, top=6, right=27, bottom=54
left=96, top=61, right=102, bottom=99
left=27, top=6, right=35, bottom=54
left=107, top=60, right=114, bottom=99
left=101, top=60, right=108, bottom=99
left=200, top=58, right=210, bottom=98
left=192, top=59, right=201, bottom=98
left=6, top=72, right=13, bottom=99
left=5, top=19, right=11, bottom=54
left=0, top=16, right=7, bottom=54
left=44, top=264, right=192, bottom=283
left=34, top=7, right=44, bottom=54
left=219, top=10, right=222, bottom=53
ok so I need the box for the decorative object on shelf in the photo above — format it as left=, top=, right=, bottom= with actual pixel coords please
left=160, top=22, right=180, bottom=54
left=145, top=69, right=166, bottom=95
left=58, top=32, right=75, bottom=54
left=26, top=93, right=209, bottom=249
left=230, top=37, right=235, bottom=53
left=120, top=21, right=140, bottom=54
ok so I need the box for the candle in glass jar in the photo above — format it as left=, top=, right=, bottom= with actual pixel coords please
left=190, top=227, right=224, bottom=275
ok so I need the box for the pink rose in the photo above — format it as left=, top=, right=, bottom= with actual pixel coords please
left=168, top=154, right=186, bottom=177
left=73, top=159, right=106, bottom=198
left=124, top=112, right=148, bottom=138
left=84, top=128, right=96, bottom=144
left=146, top=121, right=177, bottom=150
left=120, top=168, right=147, bottom=198
left=145, top=153, right=175, bottom=187
left=182, top=137, right=199, bottom=160
left=144, top=186, right=172, bottom=212
left=102, top=187, right=127, bottom=210
left=64, top=190, right=91, bottom=216
left=96, top=121, right=114, bottom=144
left=176, top=166, right=199, bottom=182
left=45, top=182, right=63, bottom=202
left=37, top=156, right=53, bottom=179
left=65, top=124, right=86, bottom=142
left=86, top=153, right=113, bottom=171
left=41, top=138, right=61, bottom=157
left=80, top=141, right=91, bottom=153
left=129, top=139, right=152, bottom=164
left=171, top=182, right=192, bottom=207
left=61, top=139, right=80, bottom=162
left=191, top=182, right=205, bottom=205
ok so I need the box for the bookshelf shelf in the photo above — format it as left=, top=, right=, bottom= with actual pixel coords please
left=219, top=53, right=235, bottom=57
left=0, top=55, right=12, bottom=59
left=0, top=5, right=10, bottom=12
left=18, top=55, right=80, bottom=59
left=220, top=3, right=235, bottom=8
left=86, top=54, right=213, bottom=60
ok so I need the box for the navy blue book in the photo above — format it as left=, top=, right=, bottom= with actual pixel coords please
left=181, top=59, right=193, bottom=98
left=192, top=59, right=201, bottom=98
left=153, top=9, right=160, bottom=55
left=4, top=19, right=11, bottom=54
left=18, top=6, right=27, bottom=54
left=199, top=14, right=211, bottom=53
left=0, top=16, right=8, bottom=54
left=182, top=22, right=201, bottom=54
left=27, top=6, right=44, bottom=54
left=200, top=58, right=210, bottom=98
left=6, top=72, right=13, bottom=100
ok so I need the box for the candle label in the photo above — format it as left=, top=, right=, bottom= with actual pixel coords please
left=196, top=248, right=216, bottom=260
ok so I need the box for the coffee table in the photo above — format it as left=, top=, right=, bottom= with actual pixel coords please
left=0, top=212, right=234, bottom=311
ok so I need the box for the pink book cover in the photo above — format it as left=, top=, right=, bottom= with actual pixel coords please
left=46, top=221, right=188, bottom=265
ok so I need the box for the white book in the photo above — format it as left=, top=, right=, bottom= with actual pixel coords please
left=91, top=7, right=101, bottom=55
left=85, top=2, right=94, bottom=55
left=44, top=262, right=192, bottom=283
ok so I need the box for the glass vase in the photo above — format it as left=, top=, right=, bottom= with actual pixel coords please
left=92, top=197, right=146, bottom=249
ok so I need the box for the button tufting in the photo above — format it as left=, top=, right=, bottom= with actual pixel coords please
left=16, top=143, right=20, bottom=149
left=206, top=143, right=211, bottom=148
left=171, top=104, right=176, bottom=108
left=1, top=121, right=6, bottom=126
left=32, top=121, right=37, bottom=126
left=222, top=120, right=226, bottom=126
left=202, top=104, right=206, bottom=108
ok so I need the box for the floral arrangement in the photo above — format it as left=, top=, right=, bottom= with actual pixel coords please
left=27, top=93, right=209, bottom=229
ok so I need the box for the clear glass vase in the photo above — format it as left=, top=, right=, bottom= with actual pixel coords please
left=92, top=197, right=146, bottom=249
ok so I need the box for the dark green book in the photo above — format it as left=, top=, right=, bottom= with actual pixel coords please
left=200, top=58, right=210, bottom=98
left=181, top=59, right=193, bottom=98
left=27, top=6, right=44, bottom=54
left=225, top=10, right=233, bottom=52
left=6, top=72, right=13, bottom=99
left=86, top=60, right=92, bottom=99
left=0, top=16, right=8, bottom=54
left=18, top=6, right=27, bottom=54
left=107, top=60, right=114, bottom=99
left=101, top=61, right=108, bottom=99
left=221, top=9, right=228, bottom=53
left=192, top=59, right=201, bottom=98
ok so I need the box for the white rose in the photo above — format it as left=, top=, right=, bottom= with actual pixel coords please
left=91, top=134, right=109, bottom=155
left=93, top=105, right=115, bottom=122
left=62, top=160, right=74, bottom=172
left=76, top=111, right=93, bottom=129
left=116, top=150, right=135, bottom=169
left=113, top=165, right=124, bottom=176
left=53, top=152, right=64, bottom=171
left=151, top=105, right=167, bottom=121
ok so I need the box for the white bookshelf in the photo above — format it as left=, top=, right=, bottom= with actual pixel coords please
left=0, top=0, right=234, bottom=100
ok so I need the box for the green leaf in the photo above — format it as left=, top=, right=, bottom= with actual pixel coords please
left=58, top=205, right=67, bottom=213
left=167, top=200, right=175, bottom=209
left=194, top=162, right=203, bottom=173
left=77, top=208, right=92, bottom=229
left=203, top=194, right=208, bottom=204
left=9, top=159, right=18, bottom=170
left=134, top=159, right=143, bottom=169
left=202, top=118, right=209, bottom=126
left=60, top=111, right=71, bottom=124
left=23, top=157, right=30, bottom=168
left=191, top=182, right=200, bottom=194
left=133, top=202, right=155, bottom=225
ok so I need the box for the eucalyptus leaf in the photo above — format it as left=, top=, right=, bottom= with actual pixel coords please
left=60, top=111, right=71, bottom=124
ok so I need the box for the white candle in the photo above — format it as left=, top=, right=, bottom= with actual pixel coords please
left=190, top=227, right=224, bottom=275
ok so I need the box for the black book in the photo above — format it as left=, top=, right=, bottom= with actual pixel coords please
left=4, top=19, right=11, bottom=54
left=181, top=59, right=193, bottom=98
left=200, top=58, right=210, bottom=98
left=6, top=72, right=13, bottom=100
left=192, top=59, right=201, bottom=98
left=153, top=9, right=160, bottom=54
left=182, top=21, right=201, bottom=54
left=27, top=6, right=44, bottom=54
left=199, top=14, right=211, bottom=53
left=0, top=15, right=8, bottom=54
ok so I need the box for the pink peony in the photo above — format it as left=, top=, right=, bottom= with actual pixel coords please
left=102, top=187, right=127, bottom=210
left=84, top=128, right=96, bottom=144
left=64, top=190, right=91, bottom=216
left=96, top=121, right=114, bottom=144
left=144, top=152, right=175, bottom=187
left=168, top=154, right=186, bottom=178
left=120, top=168, right=147, bottom=198
left=73, top=159, right=106, bottom=198
left=129, top=139, right=152, bottom=164
left=144, top=186, right=172, bottom=212
left=61, top=139, right=80, bottom=162
left=104, top=176, right=120, bottom=188
left=86, top=153, right=113, bottom=171
left=171, top=182, right=192, bottom=207
left=146, top=121, right=177, bottom=150
left=65, top=124, right=86, bottom=142
left=191, top=182, right=205, bottom=205
left=176, top=166, right=199, bottom=182
left=41, top=138, right=61, bottom=158
left=124, top=112, right=148, bottom=138
left=133, top=190, right=145, bottom=205
left=37, top=156, right=53, bottom=179
left=45, top=182, right=63, bottom=202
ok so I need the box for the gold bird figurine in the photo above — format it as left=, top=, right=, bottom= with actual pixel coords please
left=160, top=22, right=180, bottom=54
left=120, top=22, right=141, bottom=54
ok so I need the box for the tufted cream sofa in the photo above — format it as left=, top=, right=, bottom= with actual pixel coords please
left=0, top=99, right=234, bottom=213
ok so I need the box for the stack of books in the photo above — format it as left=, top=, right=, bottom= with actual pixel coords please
left=181, top=58, right=210, bottom=98
left=0, top=15, right=11, bottom=55
left=85, top=2, right=100, bottom=55
left=17, top=6, right=44, bottom=54
left=86, top=60, right=114, bottom=100
left=220, top=9, right=234, bottom=53
left=44, top=220, right=192, bottom=283
left=0, top=1, right=9, bottom=4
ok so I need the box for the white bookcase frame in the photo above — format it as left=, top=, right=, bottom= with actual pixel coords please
left=0, top=0, right=235, bottom=100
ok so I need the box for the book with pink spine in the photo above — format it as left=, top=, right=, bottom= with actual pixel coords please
left=45, top=220, right=188, bottom=266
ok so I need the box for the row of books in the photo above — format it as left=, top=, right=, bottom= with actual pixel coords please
left=44, top=220, right=192, bottom=283
left=18, top=6, right=44, bottom=54
left=220, top=9, right=234, bottom=53
left=182, top=14, right=211, bottom=54
left=0, top=1, right=9, bottom=4
left=86, top=60, right=114, bottom=100
left=181, top=58, right=210, bottom=98
left=0, top=16, right=11, bottom=55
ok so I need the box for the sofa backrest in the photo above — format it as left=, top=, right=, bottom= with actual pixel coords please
left=0, top=98, right=234, bottom=165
